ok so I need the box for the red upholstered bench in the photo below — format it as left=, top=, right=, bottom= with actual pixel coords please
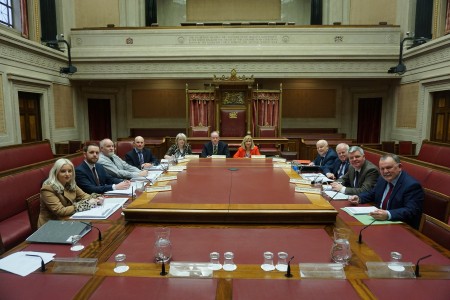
left=0, top=140, right=54, bottom=172
left=417, top=140, right=450, bottom=168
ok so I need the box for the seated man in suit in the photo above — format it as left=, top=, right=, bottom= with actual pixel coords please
left=75, top=144, right=131, bottom=194
left=98, top=138, right=148, bottom=179
left=331, top=146, right=379, bottom=195
left=326, top=143, right=350, bottom=180
left=201, top=131, right=230, bottom=158
left=309, top=139, right=338, bottom=174
left=125, top=136, right=158, bottom=169
left=348, top=154, right=424, bottom=229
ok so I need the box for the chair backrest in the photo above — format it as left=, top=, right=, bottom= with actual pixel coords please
left=423, top=188, right=450, bottom=223
left=190, top=126, right=210, bottom=137
left=0, top=233, right=5, bottom=255
left=68, top=140, right=82, bottom=154
left=398, top=140, right=413, bottom=155
left=381, top=141, right=395, bottom=153
left=258, top=125, right=277, bottom=138
left=26, top=193, right=41, bottom=233
left=419, top=214, right=450, bottom=250
left=116, top=141, right=134, bottom=159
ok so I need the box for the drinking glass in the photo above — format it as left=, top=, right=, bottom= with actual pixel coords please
left=275, top=251, right=288, bottom=272
left=154, top=227, right=172, bottom=263
left=222, top=251, right=237, bottom=271
left=209, top=252, right=222, bottom=271
left=388, top=251, right=405, bottom=272
left=331, top=228, right=352, bottom=265
left=70, top=235, right=84, bottom=252
left=261, top=251, right=275, bottom=271
left=114, top=253, right=129, bottom=273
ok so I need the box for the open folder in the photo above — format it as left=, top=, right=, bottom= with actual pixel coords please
left=26, top=220, right=91, bottom=244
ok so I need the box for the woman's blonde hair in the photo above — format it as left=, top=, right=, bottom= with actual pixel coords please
left=175, top=133, right=187, bottom=145
left=241, top=135, right=255, bottom=149
left=43, top=158, right=76, bottom=193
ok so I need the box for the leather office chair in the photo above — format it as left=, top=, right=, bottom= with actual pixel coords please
left=26, top=193, right=41, bottom=233
left=419, top=214, right=450, bottom=250
left=116, top=141, right=134, bottom=159
left=258, top=125, right=279, bottom=156
left=423, top=188, right=450, bottom=223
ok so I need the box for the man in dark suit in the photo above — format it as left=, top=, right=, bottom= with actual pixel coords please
left=309, top=139, right=338, bottom=174
left=326, top=143, right=350, bottom=180
left=349, top=154, right=424, bottom=229
left=201, top=131, right=230, bottom=158
left=125, top=136, right=158, bottom=169
left=331, top=146, right=379, bottom=195
left=75, top=144, right=131, bottom=194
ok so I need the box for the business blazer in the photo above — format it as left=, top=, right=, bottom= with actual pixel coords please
left=330, top=159, right=350, bottom=179
left=201, top=141, right=231, bottom=158
left=359, top=171, right=424, bottom=229
left=338, top=159, right=379, bottom=195
left=313, top=148, right=338, bottom=174
left=75, top=161, right=122, bottom=194
left=98, top=153, right=141, bottom=179
left=125, top=147, right=158, bottom=169
left=38, top=184, right=91, bottom=227
left=233, top=146, right=261, bottom=158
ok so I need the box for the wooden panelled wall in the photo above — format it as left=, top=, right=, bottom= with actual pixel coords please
left=131, top=88, right=336, bottom=121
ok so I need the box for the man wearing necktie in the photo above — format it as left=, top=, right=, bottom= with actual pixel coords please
left=348, top=154, right=424, bottom=229
left=326, top=143, right=350, bottom=180
left=200, top=131, right=230, bottom=158
left=125, top=136, right=158, bottom=169
left=331, top=146, right=379, bottom=195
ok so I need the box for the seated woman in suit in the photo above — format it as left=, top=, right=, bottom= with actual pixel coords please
left=164, top=133, right=192, bottom=159
left=233, top=135, right=261, bottom=158
left=38, top=158, right=103, bottom=227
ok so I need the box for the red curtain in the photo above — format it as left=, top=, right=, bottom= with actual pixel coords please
left=251, top=92, right=279, bottom=136
left=20, top=0, right=29, bottom=38
left=188, top=92, right=215, bottom=128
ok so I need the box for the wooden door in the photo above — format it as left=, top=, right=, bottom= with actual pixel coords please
left=19, top=92, right=42, bottom=143
left=431, top=91, right=450, bottom=143
left=88, top=99, right=112, bottom=140
left=357, top=97, right=382, bottom=143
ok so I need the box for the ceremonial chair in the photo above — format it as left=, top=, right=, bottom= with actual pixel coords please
left=26, top=193, right=41, bottom=233
left=190, top=125, right=210, bottom=154
left=258, top=125, right=279, bottom=156
left=419, top=214, right=450, bottom=250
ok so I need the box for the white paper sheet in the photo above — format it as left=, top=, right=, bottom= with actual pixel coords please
left=0, top=251, right=55, bottom=277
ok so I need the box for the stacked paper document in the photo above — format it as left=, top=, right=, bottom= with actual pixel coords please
left=342, top=206, right=377, bottom=215
left=71, top=203, right=121, bottom=219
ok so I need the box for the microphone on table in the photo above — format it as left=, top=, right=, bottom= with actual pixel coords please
left=26, top=254, right=46, bottom=272
left=80, top=221, right=102, bottom=241
left=358, top=219, right=377, bottom=244
left=415, top=254, right=432, bottom=277
left=328, top=190, right=341, bottom=203
left=285, top=256, right=294, bottom=278
left=311, top=174, right=322, bottom=185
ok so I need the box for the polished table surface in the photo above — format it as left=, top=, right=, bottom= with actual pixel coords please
left=1, top=159, right=449, bottom=300
left=125, top=158, right=338, bottom=224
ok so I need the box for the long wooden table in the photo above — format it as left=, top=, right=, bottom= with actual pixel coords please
left=124, top=159, right=337, bottom=224
left=1, top=160, right=449, bottom=299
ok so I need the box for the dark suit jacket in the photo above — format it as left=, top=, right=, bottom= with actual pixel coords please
left=201, top=141, right=231, bottom=158
left=359, top=171, right=424, bottom=229
left=338, top=159, right=379, bottom=195
left=125, top=148, right=158, bottom=169
left=75, top=161, right=122, bottom=194
left=330, top=159, right=350, bottom=179
left=313, top=149, right=338, bottom=174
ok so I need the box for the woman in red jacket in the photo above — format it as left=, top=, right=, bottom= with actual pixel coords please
left=233, top=135, right=261, bottom=158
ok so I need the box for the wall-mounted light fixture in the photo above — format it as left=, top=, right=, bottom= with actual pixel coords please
left=388, top=36, right=429, bottom=75
left=43, top=35, right=77, bottom=75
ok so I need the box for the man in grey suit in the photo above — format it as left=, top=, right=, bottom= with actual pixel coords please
left=331, top=146, right=379, bottom=195
left=98, top=138, right=148, bottom=179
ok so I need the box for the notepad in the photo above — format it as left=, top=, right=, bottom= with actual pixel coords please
left=343, top=206, right=377, bottom=215
left=26, top=220, right=92, bottom=244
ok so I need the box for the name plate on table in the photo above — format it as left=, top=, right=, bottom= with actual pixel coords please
left=157, top=175, right=178, bottom=182
left=52, top=258, right=98, bottom=275
left=168, top=166, right=186, bottom=172
left=273, top=163, right=291, bottom=169
left=366, top=262, right=416, bottom=278
left=211, top=155, right=226, bottom=159
left=272, top=157, right=286, bottom=163
left=169, top=262, right=213, bottom=278
left=289, top=178, right=311, bottom=185
left=251, top=155, right=266, bottom=159
left=299, top=263, right=346, bottom=279
left=184, top=154, right=199, bottom=159
left=146, top=185, right=172, bottom=192
left=295, top=187, right=322, bottom=194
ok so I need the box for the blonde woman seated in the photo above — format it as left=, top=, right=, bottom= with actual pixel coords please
left=38, top=158, right=103, bottom=227
left=164, top=133, right=192, bottom=159
left=233, top=135, right=261, bottom=158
